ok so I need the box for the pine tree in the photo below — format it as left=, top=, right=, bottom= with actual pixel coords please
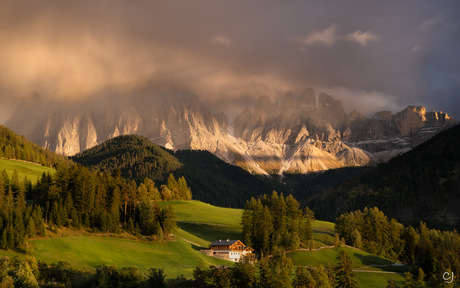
left=166, top=174, right=178, bottom=200
left=258, top=253, right=293, bottom=288
left=160, top=185, right=171, bottom=201
left=50, top=202, right=61, bottom=227
left=312, top=265, right=332, bottom=288
left=404, top=272, right=414, bottom=288
left=13, top=210, right=25, bottom=247
left=7, top=224, right=14, bottom=249
left=146, top=268, right=166, bottom=288
left=232, top=261, right=256, bottom=288
left=293, top=266, right=316, bottom=288
left=160, top=206, right=176, bottom=235
left=0, top=229, right=7, bottom=250
left=351, top=229, right=362, bottom=250
left=26, top=217, right=35, bottom=238
left=335, top=250, right=358, bottom=288
left=304, top=210, right=314, bottom=250
left=10, top=170, right=19, bottom=194
left=415, top=268, right=426, bottom=288
left=156, top=222, right=163, bottom=240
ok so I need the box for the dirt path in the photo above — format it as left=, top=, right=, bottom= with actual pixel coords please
left=353, top=270, right=404, bottom=275
left=176, top=236, right=206, bottom=248
left=291, top=244, right=361, bottom=253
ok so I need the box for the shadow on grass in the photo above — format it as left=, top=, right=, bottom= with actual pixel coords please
left=190, top=244, right=204, bottom=251
left=313, top=229, right=335, bottom=237
left=178, top=222, right=242, bottom=243
left=353, top=252, right=409, bottom=273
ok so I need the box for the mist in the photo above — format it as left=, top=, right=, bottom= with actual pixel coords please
left=1, top=0, right=459, bottom=122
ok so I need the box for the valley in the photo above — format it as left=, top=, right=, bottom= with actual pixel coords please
left=0, top=200, right=406, bottom=287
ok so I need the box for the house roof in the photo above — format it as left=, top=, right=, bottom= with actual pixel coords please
left=210, top=239, right=241, bottom=246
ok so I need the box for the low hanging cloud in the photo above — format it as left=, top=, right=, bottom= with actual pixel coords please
left=299, top=25, right=338, bottom=46
left=296, top=25, right=380, bottom=47
left=346, top=30, right=380, bottom=47
left=210, top=35, right=232, bottom=47
left=0, top=0, right=459, bottom=122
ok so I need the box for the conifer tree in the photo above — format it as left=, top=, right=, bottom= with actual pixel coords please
left=232, top=261, right=256, bottom=288
left=26, top=217, right=35, bottom=238
left=334, top=250, right=358, bottom=288
left=293, top=266, right=316, bottom=288
left=403, top=272, right=414, bottom=288
left=160, top=206, right=176, bottom=235
left=0, top=229, right=7, bottom=250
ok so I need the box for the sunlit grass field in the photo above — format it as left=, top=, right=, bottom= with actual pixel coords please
left=288, top=247, right=406, bottom=287
left=30, top=236, right=229, bottom=278
left=0, top=199, right=407, bottom=285
left=0, top=158, right=55, bottom=181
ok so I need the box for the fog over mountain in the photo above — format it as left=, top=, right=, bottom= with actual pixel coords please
left=0, top=0, right=459, bottom=122
left=5, top=86, right=456, bottom=175
left=1, top=1, right=459, bottom=174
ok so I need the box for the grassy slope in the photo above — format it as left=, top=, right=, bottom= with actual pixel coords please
left=0, top=158, right=55, bottom=181
left=166, top=201, right=405, bottom=287
left=0, top=200, right=405, bottom=285
left=288, top=247, right=406, bottom=287
left=31, top=236, right=228, bottom=278
left=289, top=247, right=393, bottom=267
left=161, top=200, right=243, bottom=245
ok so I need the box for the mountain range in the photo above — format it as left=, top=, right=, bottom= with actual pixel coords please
left=5, top=86, right=456, bottom=175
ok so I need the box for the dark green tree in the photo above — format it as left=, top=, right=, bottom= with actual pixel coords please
left=334, top=250, right=358, bottom=288
left=146, top=268, right=166, bottom=288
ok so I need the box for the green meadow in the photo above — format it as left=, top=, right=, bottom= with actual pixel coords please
left=30, top=236, right=229, bottom=278
left=0, top=199, right=408, bottom=286
left=0, top=158, right=55, bottom=181
left=288, top=247, right=406, bottom=287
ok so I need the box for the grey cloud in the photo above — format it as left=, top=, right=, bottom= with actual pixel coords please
left=0, top=0, right=459, bottom=123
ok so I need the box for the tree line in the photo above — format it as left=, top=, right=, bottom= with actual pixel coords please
left=241, top=191, right=315, bottom=255
left=0, top=164, right=195, bottom=249
left=336, top=207, right=460, bottom=287
left=311, top=124, right=460, bottom=231
left=0, top=250, right=360, bottom=288
left=70, top=134, right=183, bottom=184
left=0, top=125, right=70, bottom=168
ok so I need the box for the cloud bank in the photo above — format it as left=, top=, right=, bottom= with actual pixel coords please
left=0, top=0, right=459, bottom=121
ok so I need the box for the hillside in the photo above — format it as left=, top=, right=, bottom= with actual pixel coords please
left=0, top=158, right=55, bottom=181
left=0, top=200, right=404, bottom=287
left=70, top=134, right=182, bottom=182
left=308, top=124, right=460, bottom=230
left=72, top=135, right=288, bottom=207
left=0, top=125, right=70, bottom=167
left=170, top=150, right=288, bottom=207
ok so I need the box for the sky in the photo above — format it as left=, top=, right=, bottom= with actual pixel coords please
left=0, top=0, right=459, bottom=122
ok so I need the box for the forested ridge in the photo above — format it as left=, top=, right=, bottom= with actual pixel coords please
left=0, top=128, right=198, bottom=252
left=70, top=135, right=182, bottom=183
left=308, top=124, right=460, bottom=230
left=336, top=207, right=459, bottom=287
left=0, top=125, right=70, bottom=167
left=72, top=135, right=288, bottom=208
left=171, top=150, right=288, bottom=208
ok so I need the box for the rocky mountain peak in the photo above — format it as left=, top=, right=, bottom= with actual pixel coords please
left=296, top=87, right=316, bottom=113
left=4, top=86, right=457, bottom=175
left=374, top=111, right=393, bottom=121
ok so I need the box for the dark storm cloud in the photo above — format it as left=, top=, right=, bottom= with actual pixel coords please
left=0, top=0, right=459, bottom=121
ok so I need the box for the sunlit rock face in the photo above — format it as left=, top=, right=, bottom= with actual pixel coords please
left=6, top=87, right=456, bottom=175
